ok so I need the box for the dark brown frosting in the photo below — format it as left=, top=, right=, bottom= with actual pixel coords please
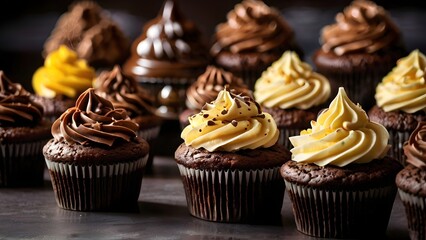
left=123, top=0, right=209, bottom=79
left=320, top=0, right=402, bottom=56
left=186, top=65, right=252, bottom=110
left=51, top=88, right=139, bottom=147
left=210, top=0, right=296, bottom=55
left=94, top=65, right=157, bottom=118
left=43, top=1, right=129, bottom=67
left=0, top=71, right=43, bottom=127
left=404, top=121, right=426, bottom=169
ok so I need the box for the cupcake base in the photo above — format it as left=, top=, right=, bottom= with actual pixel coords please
left=398, top=189, right=426, bottom=240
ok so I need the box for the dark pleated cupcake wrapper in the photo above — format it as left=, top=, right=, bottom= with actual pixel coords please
left=0, top=140, right=48, bottom=187
left=279, top=128, right=303, bottom=150
left=237, top=69, right=263, bottom=91
left=388, top=130, right=410, bottom=166
left=177, top=164, right=284, bottom=223
left=284, top=180, right=397, bottom=238
left=138, top=125, right=161, bottom=171
left=398, top=189, right=426, bottom=240
left=45, top=156, right=148, bottom=211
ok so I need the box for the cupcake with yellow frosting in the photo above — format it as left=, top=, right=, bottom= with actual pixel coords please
left=368, top=49, right=426, bottom=165
left=32, top=45, right=96, bottom=122
left=175, top=87, right=291, bottom=223
left=281, top=87, right=403, bottom=238
left=254, top=51, right=331, bottom=149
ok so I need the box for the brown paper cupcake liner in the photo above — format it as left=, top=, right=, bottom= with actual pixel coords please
left=398, top=189, right=426, bottom=240
left=0, top=140, right=48, bottom=187
left=177, top=164, right=284, bottom=223
left=45, top=156, right=148, bottom=211
left=138, top=125, right=161, bottom=142
left=279, top=128, right=303, bottom=150
left=284, top=180, right=397, bottom=238
left=388, top=130, right=410, bottom=166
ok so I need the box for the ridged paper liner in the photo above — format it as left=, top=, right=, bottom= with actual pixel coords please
left=138, top=125, right=161, bottom=142
left=279, top=128, right=302, bottom=150
left=45, top=155, right=148, bottom=211
left=177, top=164, right=284, bottom=223
left=284, top=180, right=397, bottom=238
left=388, top=130, right=410, bottom=166
left=0, top=140, right=48, bottom=187
left=398, top=189, right=426, bottom=240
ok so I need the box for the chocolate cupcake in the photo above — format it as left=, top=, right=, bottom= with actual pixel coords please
left=94, top=65, right=163, bottom=170
left=312, top=0, right=407, bottom=110
left=396, top=121, right=426, bottom=240
left=175, top=88, right=290, bottom=223
left=281, top=87, right=402, bottom=238
left=179, top=65, right=252, bottom=128
left=43, top=1, right=130, bottom=69
left=32, top=45, right=96, bottom=122
left=210, top=0, right=303, bottom=90
left=254, top=51, right=331, bottom=149
left=368, top=49, right=426, bottom=165
left=123, top=0, right=210, bottom=120
left=0, top=71, right=51, bottom=187
left=43, top=88, right=149, bottom=211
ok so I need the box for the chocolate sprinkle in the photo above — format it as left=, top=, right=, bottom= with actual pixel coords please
left=221, top=109, right=228, bottom=115
left=203, top=113, right=209, bottom=118
left=207, top=120, right=216, bottom=126
left=231, top=120, right=238, bottom=127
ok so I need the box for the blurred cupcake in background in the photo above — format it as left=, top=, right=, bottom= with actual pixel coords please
left=210, top=0, right=303, bottom=90
left=94, top=65, right=163, bottom=171
left=312, top=0, right=407, bottom=110
left=31, top=45, right=96, bottom=122
left=43, top=1, right=130, bottom=70
left=179, top=65, right=252, bottom=128
left=123, top=0, right=210, bottom=120
left=254, top=51, right=330, bottom=149
left=368, top=49, right=426, bottom=166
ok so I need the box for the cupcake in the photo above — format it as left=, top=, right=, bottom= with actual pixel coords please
left=281, top=87, right=403, bottom=238
left=94, top=65, right=163, bottom=170
left=0, top=71, right=51, bottom=187
left=254, top=50, right=331, bottom=149
left=43, top=1, right=130, bottom=69
left=178, top=65, right=252, bottom=128
left=123, top=0, right=210, bottom=120
left=175, top=87, right=291, bottom=223
left=210, top=0, right=303, bottom=90
left=32, top=44, right=96, bottom=122
left=368, top=49, right=426, bottom=166
left=43, top=88, right=149, bottom=211
left=312, top=0, right=407, bottom=110
left=396, top=121, right=426, bottom=240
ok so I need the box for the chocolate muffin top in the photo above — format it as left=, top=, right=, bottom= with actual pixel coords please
left=396, top=164, right=426, bottom=197
left=368, top=105, right=426, bottom=131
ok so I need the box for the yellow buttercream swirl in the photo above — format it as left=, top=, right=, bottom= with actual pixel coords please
left=375, top=49, right=426, bottom=113
left=32, top=45, right=95, bottom=99
left=181, top=88, right=279, bottom=152
left=290, top=87, right=389, bottom=167
left=254, top=51, right=330, bottom=109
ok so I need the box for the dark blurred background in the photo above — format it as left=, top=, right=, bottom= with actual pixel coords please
left=1, top=0, right=425, bottom=92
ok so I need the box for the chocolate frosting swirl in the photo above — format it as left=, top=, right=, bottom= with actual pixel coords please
left=52, top=88, right=139, bottom=146
left=0, top=71, right=43, bottom=127
left=320, top=0, right=402, bottom=56
left=123, top=0, right=209, bottom=78
left=404, top=121, right=426, bottom=169
left=186, top=65, right=252, bottom=110
left=94, top=65, right=157, bottom=118
left=210, top=0, right=296, bottom=55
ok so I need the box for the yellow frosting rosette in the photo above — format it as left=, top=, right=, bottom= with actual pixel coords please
left=32, top=45, right=95, bottom=99
left=181, top=88, right=279, bottom=152
left=254, top=51, right=330, bottom=109
left=290, top=87, right=389, bottom=167
left=375, top=49, right=426, bottom=113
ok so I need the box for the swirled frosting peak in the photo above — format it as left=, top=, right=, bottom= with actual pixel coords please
left=52, top=88, right=139, bottom=146
left=321, top=0, right=401, bottom=56
left=123, top=0, right=209, bottom=78
left=375, top=49, right=426, bottom=113
left=0, top=71, right=43, bottom=127
left=186, top=65, right=252, bottom=110
left=32, top=45, right=95, bottom=99
left=404, top=121, right=426, bottom=169
left=289, top=87, right=389, bottom=167
left=211, top=0, right=295, bottom=55
left=181, top=88, right=279, bottom=152
left=94, top=65, right=157, bottom=117
left=254, top=51, right=331, bottom=109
